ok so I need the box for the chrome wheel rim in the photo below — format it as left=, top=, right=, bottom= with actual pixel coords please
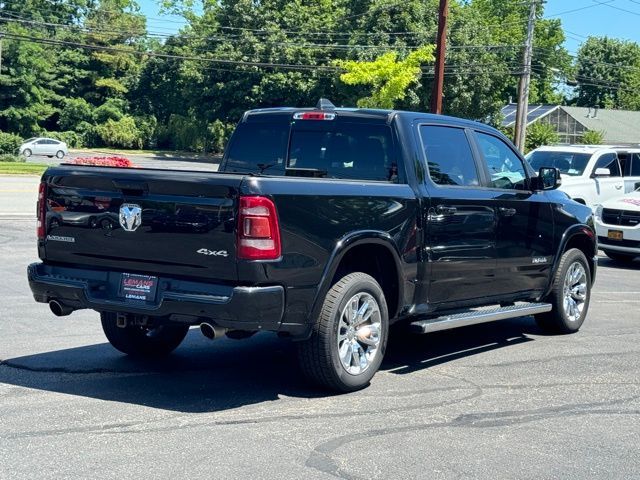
left=562, top=261, right=587, bottom=322
left=337, top=292, right=382, bottom=375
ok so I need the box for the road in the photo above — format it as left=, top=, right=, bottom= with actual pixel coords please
left=27, top=150, right=222, bottom=171
left=1, top=225, right=639, bottom=479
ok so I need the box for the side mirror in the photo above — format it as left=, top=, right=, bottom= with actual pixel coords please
left=592, top=167, right=611, bottom=177
left=537, top=167, right=562, bottom=190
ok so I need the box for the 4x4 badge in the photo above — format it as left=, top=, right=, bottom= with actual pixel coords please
left=119, top=204, right=142, bottom=232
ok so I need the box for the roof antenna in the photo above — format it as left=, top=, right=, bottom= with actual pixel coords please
left=316, top=98, right=336, bottom=110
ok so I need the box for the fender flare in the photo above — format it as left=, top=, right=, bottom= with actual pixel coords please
left=307, top=230, right=405, bottom=327
left=544, top=224, right=596, bottom=296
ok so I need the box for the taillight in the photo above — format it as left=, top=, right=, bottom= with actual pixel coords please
left=37, top=182, right=47, bottom=240
left=237, top=196, right=281, bottom=260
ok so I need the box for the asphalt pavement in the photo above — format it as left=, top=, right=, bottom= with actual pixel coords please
left=0, top=218, right=638, bottom=479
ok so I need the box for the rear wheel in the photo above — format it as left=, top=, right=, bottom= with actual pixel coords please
left=298, top=272, right=388, bottom=392
left=603, top=250, right=636, bottom=262
left=100, top=312, right=189, bottom=357
left=535, top=248, right=591, bottom=334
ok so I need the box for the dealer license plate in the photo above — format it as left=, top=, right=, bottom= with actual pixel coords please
left=119, top=273, right=158, bottom=302
left=607, top=230, right=623, bottom=241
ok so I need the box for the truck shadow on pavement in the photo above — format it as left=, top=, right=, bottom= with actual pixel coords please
left=0, top=317, right=540, bottom=413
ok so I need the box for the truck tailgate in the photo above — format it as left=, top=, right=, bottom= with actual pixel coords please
left=41, top=166, right=242, bottom=283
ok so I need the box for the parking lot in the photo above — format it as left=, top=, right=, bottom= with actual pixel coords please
left=1, top=217, right=639, bottom=479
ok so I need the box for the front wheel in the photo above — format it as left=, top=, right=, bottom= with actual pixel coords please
left=56, top=150, right=65, bottom=159
left=101, top=312, right=189, bottom=357
left=603, top=250, right=636, bottom=262
left=535, top=248, right=591, bottom=334
left=298, top=272, right=388, bottom=392
left=22, top=149, right=32, bottom=158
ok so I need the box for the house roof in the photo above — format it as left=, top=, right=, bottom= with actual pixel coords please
left=560, top=106, right=640, bottom=144
left=500, top=104, right=559, bottom=127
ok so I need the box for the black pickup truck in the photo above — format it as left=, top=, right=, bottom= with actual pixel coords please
left=28, top=100, right=597, bottom=391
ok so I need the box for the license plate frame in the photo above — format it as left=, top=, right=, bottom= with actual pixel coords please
left=607, top=229, right=624, bottom=241
left=119, top=273, right=158, bottom=302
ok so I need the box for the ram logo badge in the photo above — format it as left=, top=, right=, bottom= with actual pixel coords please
left=119, top=204, right=142, bottom=232
left=197, top=248, right=229, bottom=257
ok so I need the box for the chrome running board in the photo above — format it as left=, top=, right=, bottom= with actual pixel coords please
left=409, top=302, right=552, bottom=334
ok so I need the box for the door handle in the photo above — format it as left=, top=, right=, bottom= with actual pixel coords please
left=615, top=185, right=623, bottom=190
left=436, top=205, right=457, bottom=215
left=498, top=207, right=517, bottom=216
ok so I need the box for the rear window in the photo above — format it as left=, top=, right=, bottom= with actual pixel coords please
left=224, top=118, right=397, bottom=182
left=526, top=151, right=591, bottom=176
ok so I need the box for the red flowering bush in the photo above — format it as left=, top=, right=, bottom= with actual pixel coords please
left=70, top=156, right=134, bottom=168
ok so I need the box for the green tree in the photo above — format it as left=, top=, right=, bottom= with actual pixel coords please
left=335, top=46, right=435, bottom=109
left=575, top=37, right=640, bottom=109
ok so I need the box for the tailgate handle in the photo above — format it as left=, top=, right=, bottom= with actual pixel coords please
left=112, top=179, right=148, bottom=194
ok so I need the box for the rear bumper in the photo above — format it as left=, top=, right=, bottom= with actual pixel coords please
left=28, top=263, right=285, bottom=331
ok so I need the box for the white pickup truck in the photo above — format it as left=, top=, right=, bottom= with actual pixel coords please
left=526, top=146, right=640, bottom=208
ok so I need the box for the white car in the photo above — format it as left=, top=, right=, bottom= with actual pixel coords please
left=19, top=137, right=68, bottom=159
left=595, top=187, right=640, bottom=262
left=526, top=145, right=640, bottom=208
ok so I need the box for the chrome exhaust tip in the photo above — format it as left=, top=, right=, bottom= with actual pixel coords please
left=49, top=300, right=74, bottom=317
left=200, top=322, right=227, bottom=340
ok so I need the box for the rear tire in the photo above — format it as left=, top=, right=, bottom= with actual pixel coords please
left=603, top=250, right=636, bottom=262
left=100, top=312, right=189, bottom=357
left=298, top=273, right=388, bottom=392
left=535, top=248, right=591, bottom=334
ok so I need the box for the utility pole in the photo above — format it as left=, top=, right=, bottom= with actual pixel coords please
left=430, top=0, right=448, bottom=114
left=513, top=0, right=537, bottom=151
left=0, top=33, right=3, bottom=76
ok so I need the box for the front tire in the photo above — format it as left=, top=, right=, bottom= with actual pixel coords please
left=603, top=250, right=636, bottom=262
left=101, top=312, right=189, bottom=357
left=23, top=149, right=32, bottom=158
left=535, top=248, right=591, bottom=334
left=298, top=273, right=388, bottom=392
left=56, top=150, right=65, bottom=159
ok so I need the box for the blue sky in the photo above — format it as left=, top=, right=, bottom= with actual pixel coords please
left=138, top=0, right=640, bottom=54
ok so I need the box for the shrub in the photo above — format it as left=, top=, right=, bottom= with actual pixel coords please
left=157, top=115, right=207, bottom=152
left=44, top=131, right=85, bottom=149
left=59, top=98, right=94, bottom=131
left=208, top=120, right=235, bottom=153
left=579, top=130, right=605, bottom=145
left=0, top=131, right=24, bottom=154
left=94, top=116, right=141, bottom=149
left=0, top=153, right=25, bottom=163
left=70, top=156, right=134, bottom=168
left=93, top=99, right=126, bottom=124
left=525, top=121, right=559, bottom=153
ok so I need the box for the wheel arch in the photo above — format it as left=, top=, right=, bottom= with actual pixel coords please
left=545, top=225, right=597, bottom=296
left=308, top=231, right=404, bottom=328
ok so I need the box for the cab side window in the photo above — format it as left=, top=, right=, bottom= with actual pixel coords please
left=420, top=125, right=480, bottom=187
left=631, top=154, right=640, bottom=176
left=475, top=132, right=528, bottom=190
left=593, top=153, right=621, bottom=177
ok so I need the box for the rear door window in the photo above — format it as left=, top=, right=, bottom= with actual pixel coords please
left=629, top=154, right=640, bottom=176
left=593, top=153, right=621, bottom=177
left=419, top=125, right=479, bottom=186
